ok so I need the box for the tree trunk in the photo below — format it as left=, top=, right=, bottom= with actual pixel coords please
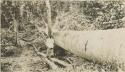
left=45, top=0, right=52, bottom=37
left=53, top=28, right=125, bottom=66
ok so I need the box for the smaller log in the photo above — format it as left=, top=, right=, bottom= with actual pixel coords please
left=32, top=44, right=58, bottom=70
left=32, top=44, right=70, bottom=69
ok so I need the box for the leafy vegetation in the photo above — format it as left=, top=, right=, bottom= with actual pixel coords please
left=1, top=0, right=125, bottom=72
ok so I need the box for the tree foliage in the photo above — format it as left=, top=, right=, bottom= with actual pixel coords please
left=1, top=0, right=125, bottom=56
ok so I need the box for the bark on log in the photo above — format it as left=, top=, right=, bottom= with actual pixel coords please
left=53, top=28, right=125, bottom=66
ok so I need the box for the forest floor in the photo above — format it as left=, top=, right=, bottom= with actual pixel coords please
left=1, top=45, right=122, bottom=72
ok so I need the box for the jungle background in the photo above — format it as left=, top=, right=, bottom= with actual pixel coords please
left=1, top=0, right=125, bottom=72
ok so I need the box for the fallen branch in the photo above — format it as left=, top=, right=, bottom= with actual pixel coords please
left=31, top=44, right=71, bottom=68
left=51, top=58, right=71, bottom=67
left=32, top=44, right=58, bottom=70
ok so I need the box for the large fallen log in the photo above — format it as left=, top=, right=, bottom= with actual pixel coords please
left=53, top=28, right=125, bottom=67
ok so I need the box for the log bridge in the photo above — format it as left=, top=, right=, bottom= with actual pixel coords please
left=53, top=28, right=125, bottom=66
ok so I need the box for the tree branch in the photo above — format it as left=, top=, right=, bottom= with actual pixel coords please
left=31, top=44, right=71, bottom=68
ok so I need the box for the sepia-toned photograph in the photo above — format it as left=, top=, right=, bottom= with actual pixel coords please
left=1, top=0, right=125, bottom=72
